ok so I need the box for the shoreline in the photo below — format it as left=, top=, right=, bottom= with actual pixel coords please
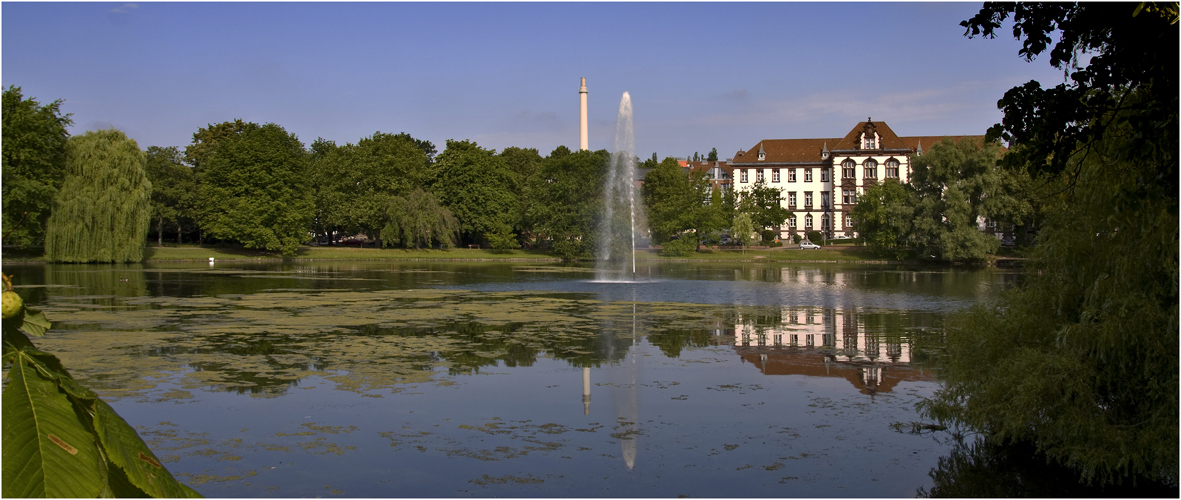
left=1, top=245, right=1023, bottom=267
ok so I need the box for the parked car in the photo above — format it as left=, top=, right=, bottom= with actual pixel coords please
left=800, top=241, right=822, bottom=250
left=719, top=236, right=732, bottom=245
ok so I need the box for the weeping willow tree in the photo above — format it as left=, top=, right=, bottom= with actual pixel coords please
left=45, top=129, right=152, bottom=263
left=380, top=188, right=459, bottom=249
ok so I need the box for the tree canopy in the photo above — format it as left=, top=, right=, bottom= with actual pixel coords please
left=526, top=147, right=608, bottom=260
left=197, top=122, right=313, bottom=256
left=2, top=86, right=73, bottom=248
left=428, top=140, right=520, bottom=249
left=144, top=146, right=196, bottom=246
left=850, top=179, right=914, bottom=260
left=380, top=188, right=458, bottom=249
left=921, top=2, right=1178, bottom=487
left=737, top=180, right=791, bottom=231
left=642, top=157, right=724, bottom=251
left=311, top=131, right=432, bottom=241
left=45, top=129, right=152, bottom=263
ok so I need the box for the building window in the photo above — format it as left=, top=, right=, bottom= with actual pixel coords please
left=788, top=169, right=797, bottom=182
left=863, top=159, right=878, bottom=180
left=788, top=215, right=796, bottom=228
left=845, top=214, right=854, bottom=227
left=788, top=192, right=797, bottom=208
left=821, top=169, right=829, bottom=182
left=772, top=169, right=780, bottom=183
left=820, top=191, right=830, bottom=209
left=885, top=159, right=899, bottom=178
left=804, top=169, right=813, bottom=182
left=864, top=135, right=876, bottom=149
left=842, top=159, right=856, bottom=179
left=805, top=214, right=813, bottom=228
left=822, top=214, right=830, bottom=230
left=756, top=169, right=764, bottom=182
left=805, top=192, right=813, bottom=208
left=740, top=169, right=748, bottom=183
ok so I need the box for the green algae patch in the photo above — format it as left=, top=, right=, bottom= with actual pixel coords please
left=176, top=470, right=258, bottom=486
left=30, top=285, right=762, bottom=400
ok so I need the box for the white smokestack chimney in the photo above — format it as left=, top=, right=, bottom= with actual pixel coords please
left=579, top=77, right=589, bottom=151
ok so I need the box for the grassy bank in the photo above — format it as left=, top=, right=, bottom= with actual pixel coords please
left=2, top=243, right=901, bottom=264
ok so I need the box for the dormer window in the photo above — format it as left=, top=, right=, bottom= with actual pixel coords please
left=864, top=134, right=876, bottom=149
left=758, top=150, right=765, bottom=161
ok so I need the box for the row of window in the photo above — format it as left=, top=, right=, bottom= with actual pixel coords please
left=784, top=191, right=833, bottom=209
left=841, top=158, right=900, bottom=179
left=739, top=167, right=825, bottom=183
left=738, top=159, right=900, bottom=184
left=782, top=213, right=856, bottom=230
left=785, top=190, right=868, bottom=208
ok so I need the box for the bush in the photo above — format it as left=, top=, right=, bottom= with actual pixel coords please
left=659, top=237, right=697, bottom=257
left=807, top=230, right=823, bottom=243
left=761, top=229, right=776, bottom=243
left=792, top=234, right=802, bottom=244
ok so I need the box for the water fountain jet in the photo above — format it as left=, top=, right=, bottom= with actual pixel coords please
left=595, top=92, right=647, bottom=283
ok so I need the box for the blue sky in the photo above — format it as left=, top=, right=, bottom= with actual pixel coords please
left=2, top=2, right=1066, bottom=161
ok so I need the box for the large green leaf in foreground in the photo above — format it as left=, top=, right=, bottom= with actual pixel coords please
left=2, top=282, right=201, bottom=498
left=2, top=351, right=106, bottom=498
left=94, top=398, right=201, bottom=497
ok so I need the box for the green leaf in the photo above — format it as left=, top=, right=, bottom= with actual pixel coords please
left=92, top=398, right=198, bottom=498
left=21, top=346, right=98, bottom=402
left=19, top=307, right=51, bottom=337
left=2, top=353, right=107, bottom=498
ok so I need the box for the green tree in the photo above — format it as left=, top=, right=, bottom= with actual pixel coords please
left=499, top=147, right=543, bottom=245
left=737, top=180, right=791, bottom=231
left=907, top=138, right=1024, bottom=263
left=183, top=119, right=256, bottom=244
left=429, top=140, right=519, bottom=249
left=851, top=179, right=914, bottom=260
left=311, top=132, right=431, bottom=243
left=642, top=158, right=693, bottom=243
left=183, top=119, right=252, bottom=173
left=526, top=147, right=608, bottom=259
left=707, top=147, right=718, bottom=162
left=45, top=129, right=152, bottom=263
left=380, top=188, right=459, bottom=249
left=144, top=146, right=196, bottom=246
left=1, top=86, right=73, bottom=249
left=642, top=157, right=723, bottom=251
left=731, top=212, right=756, bottom=248
left=639, top=152, right=659, bottom=170
left=197, top=122, right=313, bottom=256
left=921, top=3, right=1178, bottom=487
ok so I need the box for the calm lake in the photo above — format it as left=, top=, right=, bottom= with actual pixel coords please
left=3, top=260, right=1019, bottom=497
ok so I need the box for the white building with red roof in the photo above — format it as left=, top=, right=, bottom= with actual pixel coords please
left=729, top=118, right=987, bottom=240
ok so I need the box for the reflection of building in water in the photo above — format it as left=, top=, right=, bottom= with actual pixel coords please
left=733, top=307, right=928, bottom=395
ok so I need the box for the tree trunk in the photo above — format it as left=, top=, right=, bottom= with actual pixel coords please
left=157, top=216, right=163, bottom=247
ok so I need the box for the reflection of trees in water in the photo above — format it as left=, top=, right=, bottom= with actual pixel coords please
left=43, top=264, right=149, bottom=302
left=920, top=437, right=1178, bottom=498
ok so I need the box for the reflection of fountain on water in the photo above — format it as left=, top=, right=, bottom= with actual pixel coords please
left=595, top=92, right=647, bottom=283
left=613, top=302, right=640, bottom=470
left=593, top=298, right=641, bottom=470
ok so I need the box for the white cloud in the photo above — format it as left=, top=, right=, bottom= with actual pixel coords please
left=109, top=3, right=138, bottom=14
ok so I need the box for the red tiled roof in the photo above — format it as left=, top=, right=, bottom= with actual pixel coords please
left=832, top=120, right=910, bottom=151
left=731, top=120, right=992, bottom=166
